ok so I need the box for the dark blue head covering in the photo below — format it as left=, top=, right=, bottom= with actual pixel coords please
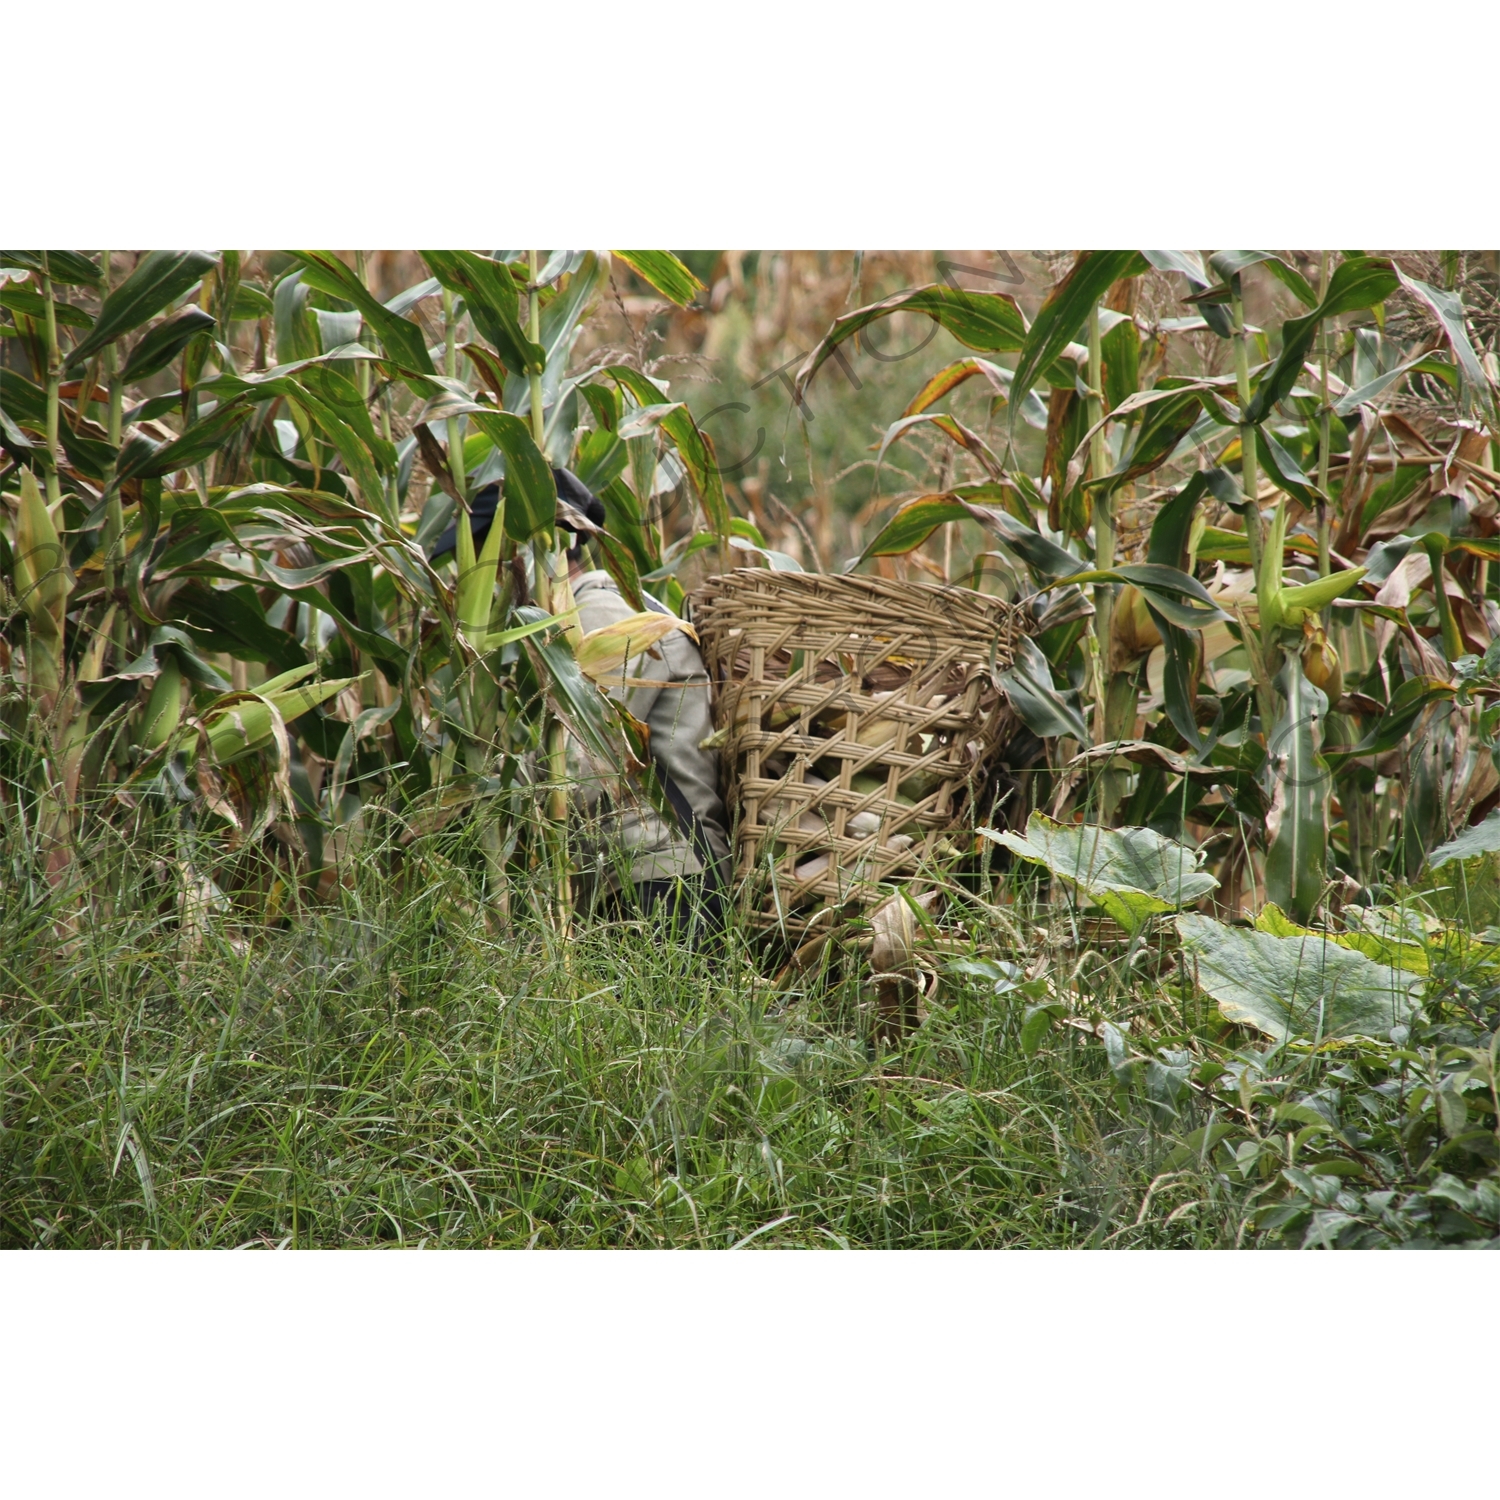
left=429, top=467, right=605, bottom=560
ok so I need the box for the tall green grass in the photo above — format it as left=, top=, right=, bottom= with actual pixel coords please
left=2, top=801, right=1259, bottom=1250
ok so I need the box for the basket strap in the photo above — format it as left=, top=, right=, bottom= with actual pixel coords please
left=653, top=763, right=727, bottom=896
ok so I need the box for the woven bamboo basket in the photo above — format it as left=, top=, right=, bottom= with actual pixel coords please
left=692, top=570, right=1029, bottom=930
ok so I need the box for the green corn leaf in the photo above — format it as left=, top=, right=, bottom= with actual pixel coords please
left=1208, top=251, right=1318, bottom=309
left=1324, top=675, right=1455, bottom=767
left=482, top=607, right=580, bottom=652
left=1, top=286, right=93, bottom=327
left=116, top=402, right=254, bottom=483
left=291, top=250, right=434, bottom=376
left=1143, top=471, right=1218, bottom=751
left=1055, top=562, right=1226, bottom=630
left=2, top=250, right=102, bottom=286
left=1395, top=268, right=1498, bottom=424
left=612, top=251, right=704, bottom=308
left=1146, top=470, right=1215, bottom=571
left=604, top=366, right=731, bottom=541
left=230, top=283, right=273, bottom=320
left=997, top=637, right=1091, bottom=743
left=420, top=251, right=543, bottom=377
left=169, top=581, right=309, bottom=674
left=580, top=380, right=622, bottom=433
left=1096, top=385, right=1207, bottom=492
left=1263, top=657, right=1329, bottom=923
left=1, top=367, right=49, bottom=425
left=922, top=357, right=1050, bottom=429
left=66, top=250, right=218, bottom=370
left=1244, top=256, right=1398, bottom=424
left=875, top=411, right=1004, bottom=479
left=857, top=490, right=1079, bottom=580
left=273, top=270, right=319, bottom=364
left=794, top=284, right=1029, bottom=406
left=522, top=609, right=632, bottom=772
left=1256, top=428, right=1323, bottom=508
left=466, top=410, right=557, bottom=542
left=1007, top=251, right=1148, bottom=441
left=1100, top=313, right=1141, bottom=411
left=600, top=477, right=658, bottom=573
left=120, top=306, right=216, bottom=384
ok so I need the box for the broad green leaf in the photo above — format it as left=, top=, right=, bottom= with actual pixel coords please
left=985, top=813, right=1217, bottom=933
left=1426, top=809, right=1500, bottom=869
left=794, top=284, right=1028, bottom=403
left=1255, top=903, right=1428, bottom=975
left=1175, top=914, right=1420, bottom=1043
left=1007, top=251, right=1147, bottom=441
left=66, top=250, right=217, bottom=370
left=612, top=251, right=704, bottom=308
left=1244, top=256, right=1397, bottom=424
left=120, top=306, right=216, bottom=383
left=292, top=250, right=434, bottom=376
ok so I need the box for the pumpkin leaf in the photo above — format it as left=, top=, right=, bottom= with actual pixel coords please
left=1176, top=914, right=1420, bottom=1043
left=983, top=813, right=1217, bottom=933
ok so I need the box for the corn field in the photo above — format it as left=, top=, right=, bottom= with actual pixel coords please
left=4, top=249, right=1498, bottom=923
left=3, top=248, right=1500, bottom=1251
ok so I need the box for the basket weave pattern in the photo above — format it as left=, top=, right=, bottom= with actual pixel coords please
left=693, top=571, right=1027, bottom=928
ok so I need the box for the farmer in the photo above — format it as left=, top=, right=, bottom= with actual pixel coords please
left=432, top=469, right=730, bottom=936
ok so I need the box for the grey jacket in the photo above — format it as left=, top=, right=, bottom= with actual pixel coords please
left=568, top=570, right=731, bottom=888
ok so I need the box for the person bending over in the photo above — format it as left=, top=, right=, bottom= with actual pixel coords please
left=432, top=468, right=730, bottom=939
